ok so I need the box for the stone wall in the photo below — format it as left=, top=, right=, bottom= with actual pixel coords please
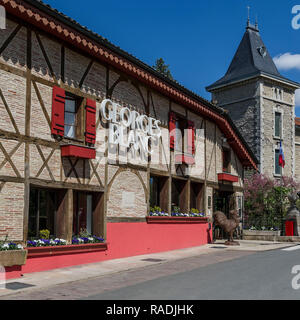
left=261, top=81, right=294, bottom=178
left=211, top=78, right=297, bottom=181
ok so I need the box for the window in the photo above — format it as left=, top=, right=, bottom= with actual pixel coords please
left=149, top=175, right=168, bottom=211
left=169, top=112, right=195, bottom=157
left=73, top=191, right=93, bottom=235
left=150, top=176, right=160, bottom=208
left=274, top=111, right=282, bottom=138
left=171, top=178, right=188, bottom=213
left=222, top=148, right=231, bottom=173
left=190, top=182, right=203, bottom=212
left=64, top=95, right=77, bottom=138
left=28, top=187, right=57, bottom=238
left=274, top=149, right=282, bottom=175
left=175, top=117, right=187, bottom=152
left=51, top=86, right=96, bottom=145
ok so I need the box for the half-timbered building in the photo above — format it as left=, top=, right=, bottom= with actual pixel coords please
left=0, top=0, right=257, bottom=276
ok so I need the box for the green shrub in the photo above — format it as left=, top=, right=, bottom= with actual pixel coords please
left=39, top=229, right=50, bottom=239
left=79, top=228, right=92, bottom=238
left=150, top=206, right=162, bottom=212
left=191, top=208, right=199, bottom=214
left=173, top=206, right=180, bottom=213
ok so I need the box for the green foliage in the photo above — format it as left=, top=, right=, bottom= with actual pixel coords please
left=190, top=208, right=200, bottom=214
left=150, top=206, right=162, bottom=213
left=173, top=206, right=180, bottom=213
left=79, top=228, right=92, bottom=238
left=39, top=229, right=50, bottom=239
left=153, top=58, right=173, bottom=80
left=244, top=174, right=299, bottom=230
left=0, top=234, right=8, bottom=246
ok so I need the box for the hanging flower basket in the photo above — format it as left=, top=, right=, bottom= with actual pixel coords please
left=0, top=250, right=28, bottom=267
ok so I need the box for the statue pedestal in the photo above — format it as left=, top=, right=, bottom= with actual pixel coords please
left=224, top=241, right=240, bottom=246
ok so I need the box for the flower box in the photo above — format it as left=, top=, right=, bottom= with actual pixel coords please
left=243, top=229, right=281, bottom=241
left=27, top=243, right=107, bottom=258
left=0, top=250, right=27, bottom=267
left=146, top=216, right=209, bottom=224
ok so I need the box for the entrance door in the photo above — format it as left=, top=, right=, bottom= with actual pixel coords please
left=213, top=191, right=236, bottom=240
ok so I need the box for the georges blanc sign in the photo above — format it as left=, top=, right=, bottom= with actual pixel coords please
left=100, top=99, right=161, bottom=155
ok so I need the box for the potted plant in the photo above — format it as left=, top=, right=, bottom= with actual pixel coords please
left=0, top=236, right=27, bottom=267
left=243, top=226, right=281, bottom=240
left=149, top=206, right=169, bottom=216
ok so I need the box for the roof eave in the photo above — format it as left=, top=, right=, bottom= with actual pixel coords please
left=206, top=71, right=300, bottom=92
left=3, top=0, right=258, bottom=170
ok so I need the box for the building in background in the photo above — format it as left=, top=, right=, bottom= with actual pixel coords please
left=207, top=20, right=300, bottom=179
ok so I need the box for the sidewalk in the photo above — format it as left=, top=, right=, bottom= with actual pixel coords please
left=0, top=240, right=298, bottom=298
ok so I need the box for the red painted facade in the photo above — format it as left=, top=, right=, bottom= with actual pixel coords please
left=5, top=221, right=211, bottom=279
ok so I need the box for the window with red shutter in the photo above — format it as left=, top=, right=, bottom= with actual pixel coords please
left=85, top=98, right=96, bottom=145
left=169, top=112, right=176, bottom=150
left=51, top=86, right=65, bottom=137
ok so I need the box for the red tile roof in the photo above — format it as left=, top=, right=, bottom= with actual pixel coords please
left=295, top=117, right=300, bottom=127
left=1, top=0, right=258, bottom=170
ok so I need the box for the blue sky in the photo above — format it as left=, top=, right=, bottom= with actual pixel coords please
left=44, top=0, right=300, bottom=115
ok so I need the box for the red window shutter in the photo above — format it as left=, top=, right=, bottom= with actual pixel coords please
left=169, top=112, right=176, bottom=150
left=187, top=120, right=195, bottom=155
left=51, top=86, right=65, bottom=136
left=85, top=98, right=96, bottom=145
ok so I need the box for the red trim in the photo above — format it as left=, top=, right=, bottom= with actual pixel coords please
left=85, top=98, right=96, bottom=145
left=187, top=120, right=195, bottom=155
left=146, top=216, right=208, bottom=224
left=169, top=112, right=176, bottom=150
left=1, top=0, right=257, bottom=170
left=51, top=86, right=65, bottom=136
left=61, top=144, right=96, bottom=159
left=175, top=153, right=195, bottom=165
left=218, top=173, right=239, bottom=183
left=27, top=243, right=107, bottom=258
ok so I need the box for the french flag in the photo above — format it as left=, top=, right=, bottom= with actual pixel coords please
left=279, top=141, right=285, bottom=168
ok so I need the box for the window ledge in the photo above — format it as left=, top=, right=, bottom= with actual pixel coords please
left=218, top=173, right=239, bottom=183
left=146, top=216, right=208, bottom=224
left=61, top=144, right=96, bottom=159
left=27, top=243, right=107, bottom=258
left=175, top=153, right=195, bottom=165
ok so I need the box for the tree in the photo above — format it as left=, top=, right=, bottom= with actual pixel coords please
left=243, top=173, right=300, bottom=230
left=152, top=58, right=173, bottom=80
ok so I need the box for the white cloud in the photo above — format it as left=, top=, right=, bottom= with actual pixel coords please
left=295, top=89, right=300, bottom=108
left=273, top=53, right=300, bottom=71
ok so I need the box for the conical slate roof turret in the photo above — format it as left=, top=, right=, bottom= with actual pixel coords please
left=206, top=22, right=299, bottom=91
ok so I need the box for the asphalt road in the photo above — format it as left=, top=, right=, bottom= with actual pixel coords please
left=2, top=245, right=300, bottom=300
left=84, top=246, right=300, bottom=300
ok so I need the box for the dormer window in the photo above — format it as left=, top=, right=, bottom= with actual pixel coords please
left=258, top=46, right=266, bottom=57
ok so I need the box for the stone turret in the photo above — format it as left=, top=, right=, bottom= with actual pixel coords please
left=206, top=21, right=300, bottom=178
